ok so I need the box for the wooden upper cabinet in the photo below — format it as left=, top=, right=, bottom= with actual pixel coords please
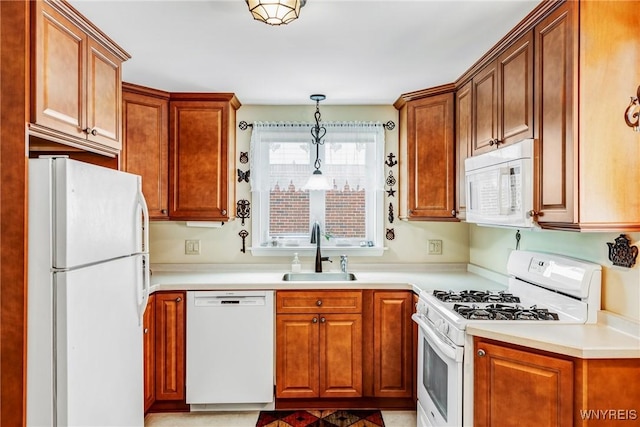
left=31, top=0, right=129, bottom=155
left=455, top=81, right=472, bottom=220
left=534, top=1, right=640, bottom=231
left=122, top=83, right=170, bottom=220
left=396, top=87, right=456, bottom=220
left=169, top=94, right=240, bottom=221
left=473, top=31, right=533, bottom=155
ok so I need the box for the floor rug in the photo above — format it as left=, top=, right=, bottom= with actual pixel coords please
left=256, top=409, right=385, bottom=427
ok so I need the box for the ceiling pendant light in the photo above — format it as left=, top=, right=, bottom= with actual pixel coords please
left=303, top=94, right=332, bottom=191
left=246, top=0, right=306, bottom=26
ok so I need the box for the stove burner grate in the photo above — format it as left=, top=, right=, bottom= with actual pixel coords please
left=433, top=290, right=521, bottom=304
left=452, top=303, right=559, bottom=321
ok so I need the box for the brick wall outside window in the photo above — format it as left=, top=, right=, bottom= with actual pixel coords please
left=269, top=182, right=365, bottom=238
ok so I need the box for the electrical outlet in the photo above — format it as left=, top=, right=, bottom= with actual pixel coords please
left=185, top=239, right=201, bottom=255
left=428, top=239, right=443, bottom=255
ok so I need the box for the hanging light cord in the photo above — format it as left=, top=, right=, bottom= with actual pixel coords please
left=310, top=97, right=326, bottom=172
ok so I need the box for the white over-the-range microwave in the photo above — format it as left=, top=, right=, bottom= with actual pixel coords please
left=464, top=139, right=536, bottom=228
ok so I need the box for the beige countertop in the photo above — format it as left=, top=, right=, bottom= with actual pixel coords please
left=149, top=262, right=640, bottom=359
left=467, top=311, right=640, bottom=359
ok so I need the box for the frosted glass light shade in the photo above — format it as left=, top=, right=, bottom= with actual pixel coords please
left=246, top=0, right=302, bottom=26
left=303, top=170, right=331, bottom=191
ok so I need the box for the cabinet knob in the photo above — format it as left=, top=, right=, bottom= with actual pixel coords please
left=221, top=209, right=227, bottom=216
left=320, top=317, right=326, bottom=323
left=451, top=209, right=457, bottom=217
left=176, top=297, right=182, bottom=302
left=143, top=328, right=148, bottom=334
left=312, top=317, right=318, bottom=323
left=316, top=300, right=322, bottom=306
left=527, top=210, right=539, bottom=218
left=83, top=127, right=98, bottom=136
left=477, top=349, right=486, bottom=357
left=161, top=209, right=167, bottom=215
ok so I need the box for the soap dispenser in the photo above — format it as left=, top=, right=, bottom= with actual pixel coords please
left=291, top=253, right=301, bottom=273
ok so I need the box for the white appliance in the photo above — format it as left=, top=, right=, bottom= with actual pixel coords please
left=186, top=290, right=275, bottom=411
left=27, top=157, right=149, bottom=427
left=412, top=250, right=601, bottom=427
left=465, top=139, right=536, bottom=228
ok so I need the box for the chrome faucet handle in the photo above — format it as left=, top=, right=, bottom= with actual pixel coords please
left=340, top=254, right=348, bottom=273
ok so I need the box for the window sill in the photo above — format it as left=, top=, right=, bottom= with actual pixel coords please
left=249, top=246, right=387, bottom=257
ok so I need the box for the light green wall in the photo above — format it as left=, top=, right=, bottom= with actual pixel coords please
left=149, top=104, right=471, bottom=266
left=469, top=226, right=640, bottom=321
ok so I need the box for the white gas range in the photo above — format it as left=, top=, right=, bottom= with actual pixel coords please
left=412, top=250, right=602, bottom=427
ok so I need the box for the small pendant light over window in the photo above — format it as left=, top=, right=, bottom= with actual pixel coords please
left=246, top=0, right=306, bottom=26
left=303, top=94, right=332, bottom=191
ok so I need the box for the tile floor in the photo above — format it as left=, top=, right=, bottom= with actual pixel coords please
left=145, top=410, right=416, bottom=427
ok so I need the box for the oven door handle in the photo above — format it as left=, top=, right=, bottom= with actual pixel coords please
left=412, top=314, right=461, bottom=362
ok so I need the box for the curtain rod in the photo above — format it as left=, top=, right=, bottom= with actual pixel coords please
left=238, top=120, right=395, bottom=131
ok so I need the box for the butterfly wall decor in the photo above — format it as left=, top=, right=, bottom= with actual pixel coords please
left=237, top=169, right=250, bottom=183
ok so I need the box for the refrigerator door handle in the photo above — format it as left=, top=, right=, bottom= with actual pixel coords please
left=136, top=178, right=150, bottom=254
left=138, top=254, right=150, bottom=326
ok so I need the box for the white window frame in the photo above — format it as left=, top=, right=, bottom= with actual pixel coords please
left=249, top=121, right=386, bottom=257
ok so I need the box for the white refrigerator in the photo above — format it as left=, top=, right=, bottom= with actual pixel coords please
left=27, top=157, right=150, bottom=427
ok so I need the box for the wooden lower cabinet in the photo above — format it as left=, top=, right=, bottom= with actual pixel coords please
left=371, top=291, right=413, bottom=398
left=474, top=337, right=640, bottom=427
left=143, top=294, right=156, bottom=413
left=276, top=291, right=363, bottom=399
left=275, top=289, right=415, bottom=408
left=154, top=291, right=186, bottom=403
left=474, top=338, right=573, bottom=427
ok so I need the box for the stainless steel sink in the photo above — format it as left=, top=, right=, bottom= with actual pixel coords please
left=282, top=272, right=357, bottom=282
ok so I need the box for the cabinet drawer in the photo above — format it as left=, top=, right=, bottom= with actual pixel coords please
left=276, top=290, right=362, bottom=314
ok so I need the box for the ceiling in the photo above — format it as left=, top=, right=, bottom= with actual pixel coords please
left=70, top=0, right=541, bottom=105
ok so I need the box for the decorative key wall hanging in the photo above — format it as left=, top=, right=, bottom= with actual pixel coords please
left=238, top=230, right=249, bottom=253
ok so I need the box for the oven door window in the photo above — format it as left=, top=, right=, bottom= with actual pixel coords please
left=424, top=336, right=448, bottom=420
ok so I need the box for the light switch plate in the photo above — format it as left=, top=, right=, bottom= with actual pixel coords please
left=185, top=239, right=201, bottom=255
left=428, top=239, right=443, bottom=255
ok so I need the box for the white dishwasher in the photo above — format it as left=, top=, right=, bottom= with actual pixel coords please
left=186, top=290, right=274, bottom=409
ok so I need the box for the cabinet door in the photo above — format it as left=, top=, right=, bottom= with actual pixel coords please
left=455, top=82, right=472, bottom=220
left=276, top=314, right=320, bottom=398
left=372, top=292, right=412, bottom=398
left=472, top=62, right=499, bottom=155
left=34, top=1, right=86, bottom=139
left=155, top=292, right=185, bottom=401
left=122, top=86, right=169, bottom=219
left=406, top=93, right=455, bottom=219
left=143, top=294, right=156, bottom=412
left=474, top=339, right=573, bottom=427
left=319, top=314, right=362, bottom=398
left=169, top=100, right=230, bottom=220
left=499, top=31, right=534, bottom=146
left=85, top=38, right=122, bottom=149
left=534, top=3, right=576, bottom=225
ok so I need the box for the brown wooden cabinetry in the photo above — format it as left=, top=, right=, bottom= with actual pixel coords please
left=154, top=291, right=186, bottom=402
left=276, top=290, right=363, bottom=399
left=122, top=83, right=170, bottom=219
left=474, top=338, right=573, bottom=427
left=474, top=337, right=640, bottom=427
left=455, top=81, right=472, bottom=220
left=31, top=0, right=129, bottom=156
left=143, top=294, right=156, bottom=413
left=472, top=31, right=533, bottom=155
left=533, top=1, right=640, bottom=231
left=370, top=291, right=413, bottom=398
left=169, top=94, right=240, bottom=221
left=395, top=87, right=456, bottom=220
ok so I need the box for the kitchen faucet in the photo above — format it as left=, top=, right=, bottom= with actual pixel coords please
left=310, top=221, right=331, bottom=273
